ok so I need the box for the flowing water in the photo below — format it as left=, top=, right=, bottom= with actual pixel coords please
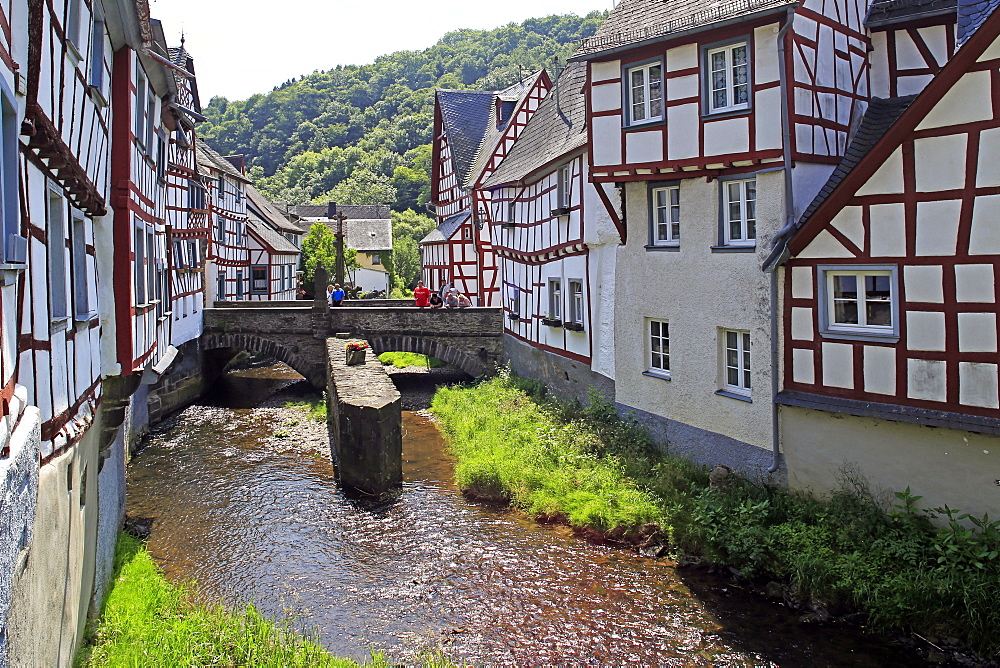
left=126, top=365, right=927, bottom=666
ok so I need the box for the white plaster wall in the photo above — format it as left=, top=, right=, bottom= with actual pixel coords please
left=613, top=170, right=787, bottom=456
left=592, top=115, right=623, bottom=166
left=783, top=406, right=1000, bottom=522
left=353, top=267, right=389, bottom=293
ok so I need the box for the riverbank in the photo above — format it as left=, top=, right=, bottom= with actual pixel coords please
left=430, top=372, right=1000, bottom=662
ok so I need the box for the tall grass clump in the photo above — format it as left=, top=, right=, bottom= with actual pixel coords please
left=285, top=393, right=327, bottom=422
left=377, top=352, right=446, bottom=369
left=80, top=532, right=368, bottom=667
left=430, top=371, right=1000, bottom=657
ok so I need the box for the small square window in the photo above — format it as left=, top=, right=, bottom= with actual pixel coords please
left=648, top=319, right=670, bottom=377
left=723, top=329, right=751, bottom=395
left=625, top=61, right=663, bottom=124
left=706, top=42, right=750, bottom=114
left=651, top=185, right=680, bottom=245
left=819, top=266, right=899, bottom=340
left=723, top=178, right=756, bottom=246
left=371, top=253, right=381, bottom=265
left=462, top=227, right=472, bottom=240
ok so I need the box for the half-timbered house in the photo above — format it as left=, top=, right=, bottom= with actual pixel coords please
left=197, top=138, right=250, bottom=302
left=770, top=0, right=1000, bottom=518
left=568, top=0, right=869, bottom=473
left=482, top=62, right=619, bottom=402
left=246, top=185, right=300, bottom=300
left=422, top=72, right=550, bottom=304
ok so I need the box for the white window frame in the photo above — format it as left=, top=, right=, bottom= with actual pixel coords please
left=647, top=319, right=670, bottom=378
left=556, top=164, right=571, bottom=210
left=250, top=265, right=268, bottom=294
left=568, top=279, right=584, bottom=326
left=651, top=185, right=680, bottom=246
left=705, top=41, right=751, bottom=114
left=1, top=88, right=24, bottom=263
left=66, top=0, right=84, bottom=53
left=48, top=188, right=69, bottom=323
left=722, top=177, right=756, bottom=246
left=548, top=278, right=562, bottom=320
left=625, top=60, right=663, bottom=125
left=722, top=329, right=751, bottom=397
left=819, top=266, right=899, bottom=339
left=71, top=212, right=94, bottom=321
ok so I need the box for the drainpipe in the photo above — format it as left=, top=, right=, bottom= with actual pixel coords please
left=768, top=6, right=796, bottom=474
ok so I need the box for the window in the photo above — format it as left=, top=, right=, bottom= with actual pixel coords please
left=723, top=329, right=751, bottom=395
left=462, top=227, right=471, bottom=240
left=507, top=284, right=520, bottom=320
left=187, top=240, right=200, bottom=268
left=651, top=185, right=680, bottom=245
left=173, top=240, right=186, bottom=268
left=822, top=268, right=897, bottom=338
left=146, top=230, right=156, bottom=305
left=569, top=280, right=584, bottom=325
left=66, top=0, right=83, bottom=50
left=507, top=200, right=516, bottom=224
left=648, top=319, right=670, bottom=377
left=133, top=224, right=146, bottom=305
left=235, top=271, right=244, bottom=299
left=189, top=180, right=205, bottom=210
left=145, top=92, right=156, bottom=155
left=251, top=266, right=268, bottom=294
left=89, top=7, right=106, bottom=96
left=71, top=213, right=91, bottom=320
left=371, top=253, right=381, bottom=265
left=48, top=190, right=69, bottom=321
left=706, top=42, right=750, bottom=114
left=134, top=68, right=146, bottom=149
left=156, top=131, right=166, bottom=180
left=723, top=178, right=756, bottom=246
left=217, top=272, right=226, bottom=301
left=556, top=164, right=571, bottom=211
left=217, top=175, right=225, bottom=200
left=216, top=215, right=226, bottom=243
left=1, top=92, right=24, bottom=263
left=626, top=61, right=662, bottom=124
left=548, top=279, right=562, bottom=320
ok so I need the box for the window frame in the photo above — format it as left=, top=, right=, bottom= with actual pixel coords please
left=623, top=58, right=664, bottom=127
left=250, top=265, right=268, bottom=294
left=721, top=328, right=752, bottom=398
left=371, top=253, right=381, bottom=265
left=88, top=4, right=107, bottom=101
left=134, top=66, right=147, bottom=151
left=702, top=39, right=752, bottom=116
left=216, top=271, right=226, bottom=302
left=132, top=220, right=146, bottom=307
left=553, top=164, right=572, bottom=214
left=718, top=175, right=757, bottom=248
left=817, top=265, right=900, bottom=342
left=506, top=283, right=520, bottom=322
left=548, top=278, right=562, bottom=321
left=568, top=279, right=584, bottom=327
left=0, top=83, right=24, bottom=263
left=48, top=187, right=70, bottom=324
left=647, top=318, right=670, bottom=379
left=648, top=182, right=681, bottom=249
left=71, top=211, right=94, bottom=322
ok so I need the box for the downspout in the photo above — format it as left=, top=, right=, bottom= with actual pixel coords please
left=768, top=6, right=796, bottom=474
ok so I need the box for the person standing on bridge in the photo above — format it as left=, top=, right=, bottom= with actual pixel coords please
left=413, top=280, right=431, bottom=308
left=330, top=284, right=345, bottom=307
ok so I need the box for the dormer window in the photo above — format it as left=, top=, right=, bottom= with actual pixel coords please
left=705, top=41, right=750, bottom=114
left=625, top=61, right=662, bottom=125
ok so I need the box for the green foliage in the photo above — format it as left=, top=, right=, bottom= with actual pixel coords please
left=200, top=13, right=608, bottom=210
left=391, top=237, right=421, bottom=289
left=79, top=533, right=367, bottom=666
left=285, top=394, right=328, bottom=423
left=430, top=373, right=1000, bottom=656
left=377, top=352, right=445, bottom=368
left=300, top=223, right=361, bottom=288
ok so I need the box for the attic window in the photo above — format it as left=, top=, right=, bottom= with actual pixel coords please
left=497, top=99, right=516, bottom=129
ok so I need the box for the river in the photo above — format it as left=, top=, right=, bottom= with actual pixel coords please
left=125, top=364, right=927, bottom=666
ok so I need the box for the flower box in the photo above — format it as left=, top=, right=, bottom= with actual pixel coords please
left=541, top=317, right=563, bottom=327
left=346, top=348, right=367, bottom=365
left=550, top=206, right=571, bottom=217
left=564, top=321, right=584, bottom=332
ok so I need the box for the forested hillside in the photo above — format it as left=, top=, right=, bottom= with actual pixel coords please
left=198, top=12, right=607, bottom=212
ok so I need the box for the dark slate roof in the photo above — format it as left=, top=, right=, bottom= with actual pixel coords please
left=284, top=203, right=392, bottom=220
left=866, top=0, right=957, bottom=27
left=483, top=62, right=587, bottom=189
left=246, top=218, right=300, bottom=254
left=571, top=0, right=795, bottom=60
left=465, top=72, right=547, bottom=188
left=765, top=96, right=916, bottom=268
left=246, top=185, right=300, bottom=234
left=195, top=138, right=251, bottom=183
left=957, top=0, right=1000, bottom=44
left=420, top=211, right=469, bottom=244
left=437, top=89, right=497, bottom=189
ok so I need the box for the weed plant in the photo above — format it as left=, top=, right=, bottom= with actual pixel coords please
left=377, top=352, right=446, bottom=369
left=431, top=371, right=1000, bottom=656
left=285, top=393, right=328, bottom=422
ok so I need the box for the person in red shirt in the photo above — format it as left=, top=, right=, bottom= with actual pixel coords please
left=413, top=280, right=431, bottom=308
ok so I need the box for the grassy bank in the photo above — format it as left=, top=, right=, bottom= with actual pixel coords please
left=378, top=352, right=445, bottom=369
left=430, top=372, right=1000, bottom=656
left=80, top=533, right=366, bottom=666
left=285, top=393, right=328, bottom=422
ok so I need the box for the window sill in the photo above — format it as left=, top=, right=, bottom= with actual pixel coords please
left=541, top=318, right=563, bottom=327
left=820, top=329, right=900, bottom=344
left=74, top=312, right=98, bottom=325
left=87, top=85, right=109, bottom=108
left=622, top=118, right=664, bottom=132
left=711, top=245, right=756, bottom=253
left=564, top=322, right=585, bottom=332
left=50, top=317, right=70, bottom=333
left=65, top=40, right=83, bottom=65
left=645, top=244, right=680, bottom=252
left=643, top=370, right=671, bottom=381
left=550, top=207, right=571, bottom=217
left=702, top=105, right=751, bottom=120
left=716, top=389, right=752, bottom=403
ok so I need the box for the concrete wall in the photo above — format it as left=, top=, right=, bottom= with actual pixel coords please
left=147, top=339, right=211, bottom=424
left=782, top=405, right=1000, bottom=519
left=325, top=338, right=402, bottom=495
left=504, top=334, right=615, bottom=406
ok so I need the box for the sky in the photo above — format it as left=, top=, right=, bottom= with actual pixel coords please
left=148, top=0, right=610, bottom=102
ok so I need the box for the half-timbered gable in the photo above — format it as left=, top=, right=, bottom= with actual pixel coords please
left=482, top=61, right=619, bottom=400
left=245, top=185, right=299, bottom=300
left=197, top=138, right=250, bottom=302
left=773, top=2, right=1000, bottom=518
left=868, top=0, right=958, bottom=98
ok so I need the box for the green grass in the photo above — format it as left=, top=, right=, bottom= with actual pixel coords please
left=378, top=352, right=445, bottom=369
left=430, top=371, right=1000, bottom=657
left=78, top=533, right=369, bottom=667
left=285, top=393, right=328, bottom=422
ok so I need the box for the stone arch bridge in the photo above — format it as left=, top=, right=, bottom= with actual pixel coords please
left=202, top=302, right=505, bottom=388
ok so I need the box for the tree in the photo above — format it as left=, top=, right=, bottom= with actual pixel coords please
left=300, top=223, right=361, bottom=291
left=392, top=237, right=421, bottom=289
left=391, top=209, right=436, bottom=244
left=312, top=168, right=397, bottom=205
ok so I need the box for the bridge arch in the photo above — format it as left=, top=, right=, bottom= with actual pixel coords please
left=367, top=335, right=488, bottom=378
left=201, top=332, right=326, bottom=389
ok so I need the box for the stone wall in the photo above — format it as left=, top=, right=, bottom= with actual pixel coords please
left=147, top=339, right=213, bottom=425
left=503, top=334, right=615, bottom=406
left=325, top=338, right=402, bottom=496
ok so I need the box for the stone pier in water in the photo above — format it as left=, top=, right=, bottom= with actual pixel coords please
left=325, top=337, right=402, bottom=495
